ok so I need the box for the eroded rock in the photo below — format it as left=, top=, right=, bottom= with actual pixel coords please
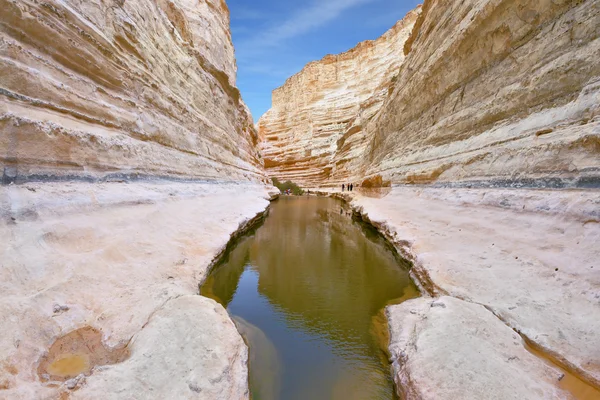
left=0, top=182, right=270, bottom=399
left=259, top=0, right=600, bottom=188
left=258, top=8, right=421, bottom=187
left=37, top=327, right=128, bottom=382
left=346, top=186, right=600, bottom=392
left=387, top=296, right=572, bottom=400
left=0, top=0, right=263, bottom=183
left=72, top=296, right=249, bottom=400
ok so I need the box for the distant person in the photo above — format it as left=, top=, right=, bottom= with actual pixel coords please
left=350, top=183, right=353, bottom=192
left=342, top=184, right=345, bottom=192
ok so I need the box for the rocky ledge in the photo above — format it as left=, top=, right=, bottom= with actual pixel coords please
left=313, top=186, right=600, bottom=399
left=0, top=181, right=273, bottom=399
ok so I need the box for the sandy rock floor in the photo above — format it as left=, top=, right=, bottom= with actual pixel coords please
left=388, top=296, right=573, bottom=399
left=0, top=181, right=272, bottom=399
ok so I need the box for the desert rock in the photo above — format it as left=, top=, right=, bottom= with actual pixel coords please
left=72, top=295, right=249, bottom=400
left=363, top=0, right=600, bottom=187
left=0, top=181, right=270, bottom=399
left=343, top=186, right=600, bottom=395
left=258, top=8, right=420, bottom=187
left=387, top=296, right=573, bottom=400
left=1, top=0, right=264, bottom=183
left=259, top=0, right=599, bottom=188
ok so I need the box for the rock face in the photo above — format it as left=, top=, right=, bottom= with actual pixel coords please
left=362, top=0, right=600, bottom=187
left=73, top=296, right=249, bottom=400
left=1, top=1, right=268, bottom=398
left=258, top=8, right=421, bottom=187
left=260, top=0, right=600, bottom=188
left=387, top=296, right=573, bottom=400
left=0, top=181, right=270, bottom=399
left=342, top=186, right=600, bottom=397
left=1, top=0, right=264, bottom=183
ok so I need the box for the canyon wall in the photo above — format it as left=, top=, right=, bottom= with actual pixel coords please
left=0, top=1, right=272, bottom=398
left=259, top=0, right=599, bottom=189
left=258, top=8, right=421, bottom=187
left=1, top=0, right=264, bottom=183
left=363, top=0, right=600, bottom=188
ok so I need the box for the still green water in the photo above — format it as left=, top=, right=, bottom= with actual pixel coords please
left=201, top=196, right=419, bottom=400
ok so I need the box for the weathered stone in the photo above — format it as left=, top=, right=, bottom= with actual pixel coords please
left=258, top=8, right=420, bottom=187
left=72, top=296, right=249, bottom=400
left=387, top=296, right=573, bottom=400
left=260, top=0, right=600, bottom=188
left=340, top=186, right=600, bottom=393
left=0, top=182, right=270, bottom=398
left=0, top=0, right=264, bottom=183
left=361, top=0, right=600, bottom=187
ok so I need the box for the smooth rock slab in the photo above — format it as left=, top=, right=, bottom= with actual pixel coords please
left=387, top=296, right=572, bottom=400
left=346, top=187, right=600, bottom=388
left=0, top=181, right=270, bottom=398
left=73, top=295, right=249, bottom=400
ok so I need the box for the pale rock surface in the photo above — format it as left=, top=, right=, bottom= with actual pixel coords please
left=1, top=0, right=268, bottom=398
left=1, top=0, right=264, bottom=182
left=72, top=295, right=248, bottom=400
left=362, top=0, right=600, bottom=187
left=387, top=296, right=572, bottom=400
left=261, top=0, right=600, bottom=188
left=332, top=186, right=600, bottom=392
left=0, top=181, right=271, bottom=399
left=258, top=8, right=420, bottom=187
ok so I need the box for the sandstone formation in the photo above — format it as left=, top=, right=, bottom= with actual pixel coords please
left=258, top=8, right=421, bottom=187
left=260, top=0, right=599, bottom=189
left=1, top=0, right=270, bottom=398
left=362, top=0, right=600, bottom=187
left=73, top=296, right=249, bottom=400
left=1, top=0, right=264, bottom=183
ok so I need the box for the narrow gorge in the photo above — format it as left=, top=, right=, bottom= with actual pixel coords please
left=1, top=0, right=599, bottom=399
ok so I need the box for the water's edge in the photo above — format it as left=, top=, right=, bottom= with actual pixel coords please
left=313, top=191, right=600, bottom=398
left=197, top=192, right=424, bottom=399
left=196, top=191, right=599, bottom=398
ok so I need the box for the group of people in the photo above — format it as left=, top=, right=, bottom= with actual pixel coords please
left=342, top=183, right=355, bottom=192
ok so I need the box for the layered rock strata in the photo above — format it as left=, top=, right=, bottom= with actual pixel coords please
left=0, top=0, right=270, bottom=398
left=362, top=0, right=600, bottom=187
left=260, top=0, right=599, bottom=189
left=258, top=8, right=421, bottom=187
left=0, top=181, right=272, bottom=398
left=1, top=0, right=264, bottom=183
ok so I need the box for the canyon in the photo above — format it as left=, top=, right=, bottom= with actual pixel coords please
left=1, top=0, right=599, bottom=399
left=1, top=0, right=270, bottom=398
left=258, top=0, right=600, bottom=398
left=258, top=7, right=421, bottom=187
left=260, top=0, right=600, bottom=189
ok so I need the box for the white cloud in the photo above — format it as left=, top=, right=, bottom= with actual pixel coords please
left=239, top=0, right=377, bottom=52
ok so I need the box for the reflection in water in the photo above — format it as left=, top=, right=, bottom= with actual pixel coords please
left=202, top=197, right=419, bottom=399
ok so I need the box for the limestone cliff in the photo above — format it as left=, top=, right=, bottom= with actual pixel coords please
left=260, top=0, right=599, bottom=189
left=362, top=0, right=600, bottom=188
left=1, top=0, right=264, bottom=183
left=258, top=8, right=421, bottom=187
left=0, top=1, right=268, bottom=398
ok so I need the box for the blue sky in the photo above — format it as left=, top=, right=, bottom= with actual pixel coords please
left=227, top=0, right=422, bottom=121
